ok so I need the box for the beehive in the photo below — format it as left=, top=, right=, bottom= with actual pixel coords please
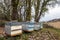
left=5, top=22, right=22, bottom=36
left=22, top=22, right=34, bottom=32
left=34, top=22, right=43, bottom=30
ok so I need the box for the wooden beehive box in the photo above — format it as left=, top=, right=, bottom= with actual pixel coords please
left=22, top=22, right=34, bottom=32
left=5, top=22, right=22, bottom=36
left=34, top=22, right=43, bottom=30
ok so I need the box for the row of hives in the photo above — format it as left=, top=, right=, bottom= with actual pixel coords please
left=5, top=22, right=43, bottom=36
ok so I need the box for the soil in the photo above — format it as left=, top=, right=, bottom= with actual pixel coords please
left=0, top=27, right=6, bottom=37
left=0, top=27, right=4, bottom=34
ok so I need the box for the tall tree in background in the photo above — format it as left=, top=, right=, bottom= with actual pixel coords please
left=25, top=0, right=31, bottom=21
left=34, top=0, right=40, bottom=22
left=17, top=0, right=23, bottom=22
left=0, top=0, right=60, bottom=22
left=34, top=0, right=58, bottom=22
left=36, top=0, right=49, bottom=22
left=0, top=0, right=11, bottom=21
left=11, top=0, right=19, bottom=20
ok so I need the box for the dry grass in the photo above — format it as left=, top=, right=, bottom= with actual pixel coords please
left=45, top=21, right=60, bottom=29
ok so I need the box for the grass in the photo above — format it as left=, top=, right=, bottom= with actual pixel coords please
left=0, top=27, right=60, bottom=40
left=46, top=28, right=60, bottom=36
left=0, top=23, right=60, bottom=40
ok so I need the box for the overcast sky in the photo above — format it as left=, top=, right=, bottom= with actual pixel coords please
left=40, top=5, right=60, bottom=22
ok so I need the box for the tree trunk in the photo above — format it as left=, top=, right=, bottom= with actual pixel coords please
left=18, top=7, right=23, bottom=22
left=35, top=0, right=40, bottom=22
left=26, top=0, right=31, bottom=21
left=11, top=0, right=19, bottom=20
left=35, top=0, right=49, bottom=22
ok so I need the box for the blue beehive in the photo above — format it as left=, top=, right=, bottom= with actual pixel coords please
left=22, top=22, right=43, bottom=31
left=34, top=22, right=43, bottom=30
left=22, top=22, right=35, bottom=32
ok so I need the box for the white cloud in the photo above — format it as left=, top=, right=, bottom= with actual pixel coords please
left=40, top=5, right=60, bottom=21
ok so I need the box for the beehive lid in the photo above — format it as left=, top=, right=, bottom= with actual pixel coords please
left=26, top=22, right=35, bottom=25
left=5, top=22, right=22, bottom=26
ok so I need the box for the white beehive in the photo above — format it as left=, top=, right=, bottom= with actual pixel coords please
left=34, top=22, right=43, bottom=30
left=5, top=22, right=22, bottom=36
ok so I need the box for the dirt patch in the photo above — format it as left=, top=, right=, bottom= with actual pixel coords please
left=0, top=27, right=5, bottom=37
left=0, top=27, right=4, bottom=34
